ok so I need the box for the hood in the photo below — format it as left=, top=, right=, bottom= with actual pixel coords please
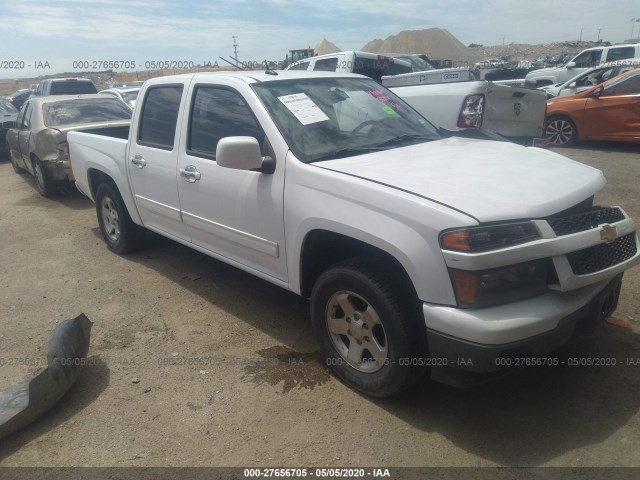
left=316, top=137, right=604, bottom=223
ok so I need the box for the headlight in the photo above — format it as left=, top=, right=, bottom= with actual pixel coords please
left=449, top=259, right=549, bottom=308
left=440, top=222, right=540, bottom=253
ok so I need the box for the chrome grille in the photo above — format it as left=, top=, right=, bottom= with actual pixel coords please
left=567, top=233, right=637, bottom=275
left=549, top=207, right=625, bottom=236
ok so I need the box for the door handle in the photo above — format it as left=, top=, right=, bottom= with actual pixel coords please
left=130, top=154, right=146, bottom=168
left=179, top=165, right=201, bottom=183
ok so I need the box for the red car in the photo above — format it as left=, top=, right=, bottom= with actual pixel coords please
left=543, top=67, right=640, bottom=146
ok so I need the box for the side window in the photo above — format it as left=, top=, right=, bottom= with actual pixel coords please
left=188, top=87, right=264, bottom=160
left=138, top=85, right=183, bottom=150
left=20, top=104, right=33, bottom=129
left=573, top=50, right=602, bottom=68
left=15, top=104, right=27, bottom=128
left=604, top=73, right=640, bottom=96
left=288, top=61, right=310, bottom=71
left=314, top=58, right=338, bottom=72
left=605, top=47, right=635, bottom=62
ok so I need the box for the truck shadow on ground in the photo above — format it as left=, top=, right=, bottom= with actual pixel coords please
left=376, top=323, right=640, bottom=466
left=122, top=233, right=639, bottom=466
left=10, top=172, right=92, bottom=211
left=0, top=356, right=110, bottom=461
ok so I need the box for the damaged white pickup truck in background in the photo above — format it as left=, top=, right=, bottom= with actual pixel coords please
left=69, top=71, right=640, bottom=397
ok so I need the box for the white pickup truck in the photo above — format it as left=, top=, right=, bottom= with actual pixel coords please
left=69, top=71, right=640, bottom=397
left=286, top=51, right=547, bottom=143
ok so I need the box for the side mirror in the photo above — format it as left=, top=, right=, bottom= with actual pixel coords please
left=566, top=61, right=577, bottom=69
left=216, top=136, right=275, bottom=174
left=2, top=120, right=15, bottom=129
left=589, top=85, right=604, bottom=98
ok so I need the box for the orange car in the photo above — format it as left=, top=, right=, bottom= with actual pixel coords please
left=543, top=67, right=640, bottom=146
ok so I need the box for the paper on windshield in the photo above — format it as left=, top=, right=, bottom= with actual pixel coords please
left=278, top=93, right=329, bottom=125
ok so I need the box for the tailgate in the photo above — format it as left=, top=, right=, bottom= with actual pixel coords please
left=482, top=83, right=546, bottom=138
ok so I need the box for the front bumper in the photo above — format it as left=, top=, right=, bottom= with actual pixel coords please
left=426, top=274, right=623, bottom=387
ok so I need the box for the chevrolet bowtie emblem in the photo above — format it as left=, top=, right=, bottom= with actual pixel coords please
left=514, top=102, right=522, bottom=116
left=600, top=224, right=618, bottom=243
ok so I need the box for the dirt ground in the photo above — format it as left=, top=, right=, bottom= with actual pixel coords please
left=0, top=142, right=639, bottom=468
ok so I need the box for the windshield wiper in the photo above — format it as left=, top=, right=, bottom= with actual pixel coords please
left=310, top=146, right=387, bottom=163
left=309, top=135, right=435, bottom=163
left=373, top=134, right=434, bottom=148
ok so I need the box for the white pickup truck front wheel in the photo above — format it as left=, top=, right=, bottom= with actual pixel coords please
left=311, top=258, right=427, bottom=397
left=95, top=183, right=145, bottom=254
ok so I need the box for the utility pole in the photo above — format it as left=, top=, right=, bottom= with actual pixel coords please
left=579, top=27, right=583, bottom=41
left=232, top=36, right=239, bottom=68
left=597, top=28, right=601, bottom=42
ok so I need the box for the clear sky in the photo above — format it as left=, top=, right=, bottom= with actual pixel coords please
left=1, top=0, right=639, bottom=79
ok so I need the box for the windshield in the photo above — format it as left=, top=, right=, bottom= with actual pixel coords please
left=252, top=77, right=440, bottom=163
left=0, top=100, right=18, bottom=115
left=44, top=98, right=132, bottom=127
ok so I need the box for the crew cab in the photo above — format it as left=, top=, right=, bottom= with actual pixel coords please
left=68, top=71, right=640, bottom=397
left=287, top=51, right=547, bottom=143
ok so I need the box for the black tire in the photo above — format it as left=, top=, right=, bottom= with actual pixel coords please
left=10, top=154, right=25, bottom=174
left=310, top=257, right=428, bottom=398
left=32, top=157, right=55, bottom=196
left=95, top=182, right=146, bottom=253
left=544, top=115, right=578, bottom=147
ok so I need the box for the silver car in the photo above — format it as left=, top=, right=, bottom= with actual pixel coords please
left=540, top=58, right=640, bottom=98
left=6, top=95, right=131, bottom=196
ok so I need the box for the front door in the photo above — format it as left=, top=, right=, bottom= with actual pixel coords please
left=176, top=84, right=287, bottom=282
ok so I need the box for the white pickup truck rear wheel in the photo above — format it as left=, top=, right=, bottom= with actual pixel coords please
left=95, top=183, right=145, bottom=253
left=311, top=258, right=428, bottom=397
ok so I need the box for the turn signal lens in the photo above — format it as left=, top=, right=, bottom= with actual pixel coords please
left=450, top=260, right=548, bottom=308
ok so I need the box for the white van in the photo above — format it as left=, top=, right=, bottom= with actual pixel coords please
left=525, top=43, right=640, bottom=87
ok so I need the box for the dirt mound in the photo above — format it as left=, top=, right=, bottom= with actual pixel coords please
left=361, top=28, right=478, bottom=62
left=314, top=38, right=341, bottom=55
left=471, top=41, right=601, bottom=62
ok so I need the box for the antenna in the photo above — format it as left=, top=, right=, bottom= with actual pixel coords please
left=232, top=36, right=239, bottom=67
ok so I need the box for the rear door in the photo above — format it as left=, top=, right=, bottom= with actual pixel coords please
left=127, top=79, right=190, bottom=241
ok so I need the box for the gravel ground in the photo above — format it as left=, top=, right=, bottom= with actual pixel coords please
left=0, top=141, right=639, bottom=468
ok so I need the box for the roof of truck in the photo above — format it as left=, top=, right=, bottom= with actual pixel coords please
left=146, top=70, right=369, bottom=84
